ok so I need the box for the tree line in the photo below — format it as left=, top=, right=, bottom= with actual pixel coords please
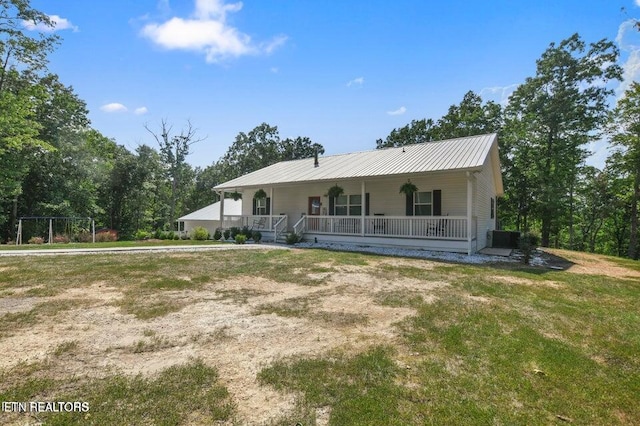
left=2, top=1, right=640, bottom=259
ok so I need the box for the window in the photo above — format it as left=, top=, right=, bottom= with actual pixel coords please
left=490, top=197, right=495, bottom=219
left=256, top=197, right=267, bottom=215
left=414, top=192, right=432, bottom=216
left=334, top=194, right=362, bottom=216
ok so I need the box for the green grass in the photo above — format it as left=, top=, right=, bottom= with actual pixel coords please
left=0, top=360, right=234, bottom=425
left=0, top=240, right=224, bottom=250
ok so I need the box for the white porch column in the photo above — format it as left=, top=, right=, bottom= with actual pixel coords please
left=361, top=181, right=366, bottom=236
left=466, top=172, right=473, bottom=256
left=269, top=187, right=274, bottom=231
left=220, top=191, right=225, bottom=227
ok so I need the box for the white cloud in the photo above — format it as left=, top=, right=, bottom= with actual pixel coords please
left=636, top=0, right=640, bottom=7
left=616, top=19, right=640, bottom=98
left=387, top=106, right=407, bottom=116
left=270, top=67, right=279, bottom=73
left=140, top=0, right=286, bottom=63
left=134, top=107, right=149, bottom=115
left=480, top=84, right=519, bottom=106
left=100, top=103, right=128, bottom=113
left=347, top=77, right=364, bottom=87
left=23, top=14, right=78, bottom=32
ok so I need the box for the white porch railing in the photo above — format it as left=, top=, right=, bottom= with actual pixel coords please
left=304, top=215, right=470, bottom=240
left=293, top=216, right=306, bottom=235
left=273, top=215, right=288, bottom=241
left=221, top=215, right=285, bottom=231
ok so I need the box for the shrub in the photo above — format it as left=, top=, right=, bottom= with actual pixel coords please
left=241, top=226, right=252, bottom=238
left=135, top=229, right=151, bottom=240
left=53, top=234, right=70, bottom=244
left=153, top=229, right=163, bottom=239
left=252, top=231, right=262, bottom=243
left=213, top=229, right=222, bottom=241
left=76, top=231, right=93, bottom=243
left=229, top=227, right=240, bottom=239
left=519, top=232, right=539, bottom=265
left=180, top=233, right=189, bottom=240
left=96, top=230, right=118, bottom=242
left=192, top=227, right=209, bottom=241
left=223, top=229, right=231, bottom=240
left=28, top=236, right=45, bottom=245
left=173, top=233, right=179, bottom=240
left=285, top=233, right=301, bottom=245
left=235, top=234, right=247, bottom=244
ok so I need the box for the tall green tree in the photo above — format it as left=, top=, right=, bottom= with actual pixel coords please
left=503, top=34, right=621, bottom=247
left=609, top=82, right=640, bottom=258
left=216, top=123, right=324, bottom=183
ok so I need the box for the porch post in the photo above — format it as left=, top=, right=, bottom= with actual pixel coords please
left=466, top=172, right=473, bottom=256
left=220, top=191, right=225, bottom=228
left=269, top=187, right=274, bottom=231
left=361, top=181, right=366, bottom=236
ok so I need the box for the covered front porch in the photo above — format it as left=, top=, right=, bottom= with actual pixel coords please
left=216, top=170, right=482, bottom=254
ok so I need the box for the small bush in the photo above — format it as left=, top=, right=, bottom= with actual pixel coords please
left=223, top=229, right=231, bottom=240
left=96, top=230, right=118, bottom=242
left=519, top=232, right=539, bottom=265
left=252, top=231, right=262, bottom=243
left=135, top=229, right=151, bottom=240
left=180, top=233, right=189, bottom=240
left=229, top=227, right=240, bottom=239
left=241, top=226, right=251, bottom=238
left=153, top=229, right=163, bottom=239
left=53, top=234, right=70, bottom=244
left=235, top=234, right=247, bottom=244
left=173, top=233, right=179, bottom=240
left=192, top=227, right=209, bottom=241
left=285, top=233, right=301, bottom=245
left=213, top=229, right=222, bottom=241
left=76, top=231, right=93, bottom=243
left=28, top=236, right=45, bottom=245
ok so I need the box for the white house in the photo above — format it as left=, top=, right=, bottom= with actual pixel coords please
left=177, top=199, right=242, bottom=237
left=213, top=134, right=503, bottom=254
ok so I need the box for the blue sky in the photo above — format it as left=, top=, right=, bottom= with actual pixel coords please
left=26, top=0, right=640, bottom=169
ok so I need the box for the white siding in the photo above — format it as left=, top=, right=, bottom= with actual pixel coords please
left=473, top=153, right=498, bottom=250
left=182, top=219, right=220, bottom=238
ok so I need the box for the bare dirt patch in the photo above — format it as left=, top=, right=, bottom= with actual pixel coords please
left=0, top=259, right=445, bottom=425
left=490, top=275, right=563, bottom=288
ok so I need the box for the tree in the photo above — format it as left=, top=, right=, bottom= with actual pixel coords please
left=375, top=91, right=502, bottom=149
left=216, top=123, right=324, bottom=183
left=609, top=82, right=640, bottom=258
left=145, top=119, right=204, bottom=229
left=502, top=34, right=622, bottom=247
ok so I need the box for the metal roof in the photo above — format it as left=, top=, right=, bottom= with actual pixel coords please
left=214, top=133, right=500, bottom=191
left=177, top=199, right=242, bottom=221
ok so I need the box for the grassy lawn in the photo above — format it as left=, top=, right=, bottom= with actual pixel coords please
left=0, top=248, right=638, bottom=424
left=0, top=239, right=225, bottom=250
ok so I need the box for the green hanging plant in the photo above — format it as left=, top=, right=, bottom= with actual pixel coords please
left=253, top=189, right=267, bottom=200
left=230, top=191, right=242, bottom=201
left=327, top=184, right=344, bottom=199
left=399, top=180, right=418, bottom=196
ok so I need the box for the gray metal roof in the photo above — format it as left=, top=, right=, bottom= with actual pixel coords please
left=177, top=199, right=242, bottom=221
left=215, top=133, right=500, bottom=191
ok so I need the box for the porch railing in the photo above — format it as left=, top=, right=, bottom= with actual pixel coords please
left=273, top=215, right=288, bottom=241
left=221, top=215, right=285, bottom=231
left=293, top=216, right=306, bottom=235
left=305, top=215, right=470, bottom=240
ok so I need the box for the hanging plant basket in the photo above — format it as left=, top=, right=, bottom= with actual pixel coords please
left=327, top=184, right=344, bottom=199
left=230, top=191, right=242, bottom=201
left=253, top=189, right=267, bottom=200
left=399, top=180, right=418, bottom=196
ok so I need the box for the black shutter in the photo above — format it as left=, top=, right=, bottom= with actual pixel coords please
left=365, top=193, right=370, bottom=216
left=329, top=197, right=335, bottom=216
left=266, top=197, right=271, bottom=215
left=433, top=190, right=442, bottom=216
left=252, top=198, right=257, bottom=215
left=405, top=193, right=414, bottom=216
